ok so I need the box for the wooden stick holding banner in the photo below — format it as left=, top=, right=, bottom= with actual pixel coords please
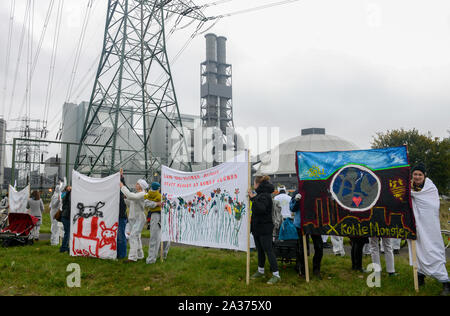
left=161, top=240, right=164, bottom=262
left=411, top=240, right=419, bottom=292
left=246, top=149, right=251, bottom=285
left=303, top=234, right=310, bottom=283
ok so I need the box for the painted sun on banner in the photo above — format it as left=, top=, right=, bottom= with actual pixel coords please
left=296, top=146, right=417, bottom=240
left=161, top=151, right=250, bottom=251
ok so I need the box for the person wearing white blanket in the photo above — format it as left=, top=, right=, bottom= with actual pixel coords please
left=49, top=184, right=63, bottom=246
left=120, top=177, right=149, bottom=262
left=27, top=191, right=44, bottom=240
left=408, top=163, right=449, bottom=296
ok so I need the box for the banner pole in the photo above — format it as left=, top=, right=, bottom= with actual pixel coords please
left=303, top=234, right=310, bottom=283
left=160, top=240, right=164, bottom=263
left=246, top=149, right=251, bottom=285
left=411, top=240, right=419, bottom=292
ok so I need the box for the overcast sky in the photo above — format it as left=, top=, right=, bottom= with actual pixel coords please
left=1, top=0, right=449, bottom=164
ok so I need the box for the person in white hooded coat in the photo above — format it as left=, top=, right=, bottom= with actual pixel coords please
left=120, top=178, right=149, bottom=262
left=408, top=163, right=449, bottom=296
left=49, top=184, right=63, bottom=246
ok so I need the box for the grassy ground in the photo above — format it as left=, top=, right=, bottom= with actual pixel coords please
left=5, top=201, right=446, bottom=296
left=39, top=200, right=450, bottom=240
left=0, top=238, right=448, bottom=296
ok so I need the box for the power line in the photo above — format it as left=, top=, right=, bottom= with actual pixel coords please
left=7, top=0, right=31, bottom=121
left=44, top=0, right=65, bottom=128
left=65, top=0, right=94, bottom=102
left=208, top=0, right=302, bottom=20
left=1, top=0, right=16, bottom=119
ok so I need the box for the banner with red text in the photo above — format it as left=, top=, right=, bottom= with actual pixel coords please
left=161, top=152, right=250, bottom=251
left=70, top=171, right=120, bottom=260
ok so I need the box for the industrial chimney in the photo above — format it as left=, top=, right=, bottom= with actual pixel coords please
left=201, top=33, right=233, bottom=134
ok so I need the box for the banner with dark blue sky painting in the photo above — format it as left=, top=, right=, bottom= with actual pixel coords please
left=295, top=146, right=416, bottom=240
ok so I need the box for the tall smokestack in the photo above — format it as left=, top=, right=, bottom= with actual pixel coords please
left=201, top=34, right=233, bottom=133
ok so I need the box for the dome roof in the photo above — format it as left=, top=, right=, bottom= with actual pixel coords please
left=254, top=133, right=359, bottom=175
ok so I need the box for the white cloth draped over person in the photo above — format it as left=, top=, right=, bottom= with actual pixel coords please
left=120, top=180, right=148, bottom=262
left=27, top=196, right=44, bottom=240
left=49, top=185, right=63, bottom=246
left=408, top=178, right=449, bottom=283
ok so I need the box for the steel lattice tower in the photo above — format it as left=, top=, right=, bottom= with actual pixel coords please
left=74, top=0, right=207, bottom=177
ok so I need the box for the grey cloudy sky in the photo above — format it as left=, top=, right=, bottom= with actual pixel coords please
left=1, top=0, right=449, bottom=161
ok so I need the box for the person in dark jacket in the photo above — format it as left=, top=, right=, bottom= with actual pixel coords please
left=59, top=185, right=71, bottom=253
left=248, top=175, right=280, bottom=285
left=290, top=190, right=324, bottom=279
left=117, top=169, right=128, bottom=259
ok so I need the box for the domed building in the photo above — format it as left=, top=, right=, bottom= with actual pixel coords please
left=253, top=128, right=359, bottom=190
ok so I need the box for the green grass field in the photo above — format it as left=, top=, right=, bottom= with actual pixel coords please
left=1, top=201, right=447, bottom=296
left=0, top=237, right=448, bottom=296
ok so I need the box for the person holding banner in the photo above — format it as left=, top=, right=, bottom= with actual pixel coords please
left=49, top=185, right=62, bottom=246
left=120, top=178, right=148, bottom=262
left=145, top=182, right=168, bottom=264
left=248, top=175, right=281, bottom=285
left=290, top=191, right=324, bottom=279
left=117, top=170, right=128, bottom=259
left=59, top=186, right=71, bottom=253
left=409, top=163, right=449, bottom=296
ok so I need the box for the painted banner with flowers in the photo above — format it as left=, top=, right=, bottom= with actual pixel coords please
left=296, top=146, right=417, bottom=240
left=161, top=152, right=250, bottom=251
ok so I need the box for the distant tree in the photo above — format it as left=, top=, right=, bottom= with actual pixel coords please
left=371, top=128, right=450, bottom=195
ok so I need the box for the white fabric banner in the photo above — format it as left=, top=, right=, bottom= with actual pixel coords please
left=70, top=171, right=120, bottom=260
left=9, top=185, right=29, bottom=213
left=161, top=152, right=250, bottom=251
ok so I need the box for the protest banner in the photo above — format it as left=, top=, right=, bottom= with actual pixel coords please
left=296, top=146, right=418, bottom=289
left=70, top=171, right=120, bottom=260
left=296, top=146, right=416, bottom=239
left=9, top=185, right=30, bottom=213
left=161, top=151, right=250, bottom=252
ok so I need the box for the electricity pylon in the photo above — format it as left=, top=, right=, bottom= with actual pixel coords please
left=74, top=0, right=207, bottom=177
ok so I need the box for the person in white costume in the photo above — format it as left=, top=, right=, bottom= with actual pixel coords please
left=49, top=184, right=63, bottom=246
left=408, top=163, right=449, bottom=296
left=368, top=236, right=396, bottom=276
left=120, top=177, right=149, bottom=262
left=274, top=188, right=292, bottom=219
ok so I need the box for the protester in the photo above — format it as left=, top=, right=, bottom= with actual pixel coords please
left=145, top=182, right=168, bottom=264
left=272, top=199, right=283, bottom=241
left=350, top=237, right=369, bottom=272
left=408, top=163, right=449, bottom=296
left=117, top=169, right=128, bottom=259
left=274, top=188, right=292, bottom=219
left=0, top=193, right=8, bottom=210
left=323, top=235, right=345, bottom=256
left=49, top=185, right=62, bottom=246
left=290, top=190, right=324, bottom=279
left=368, top=236, right=397, bottom=276
left=27, top=191, right=44, bottom=241
left=60, top=186, right=71, bottom=253
left=120, top=178, right=148, bottom=262
left=248, top=175, right=281, bottom=285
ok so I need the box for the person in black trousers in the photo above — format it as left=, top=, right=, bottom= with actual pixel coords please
left=59, top=186, right=71, bottom=253
left=350, top=237, right=369, bottom=272
left=117, top=169, right=128, bottom=259
left=290, top=190, right=323, bottom=279
left=248, top=175, right=280, bottom=285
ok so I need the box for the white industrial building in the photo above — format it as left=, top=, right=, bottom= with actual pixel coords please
left=254, top=128, right=359, bottom=190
